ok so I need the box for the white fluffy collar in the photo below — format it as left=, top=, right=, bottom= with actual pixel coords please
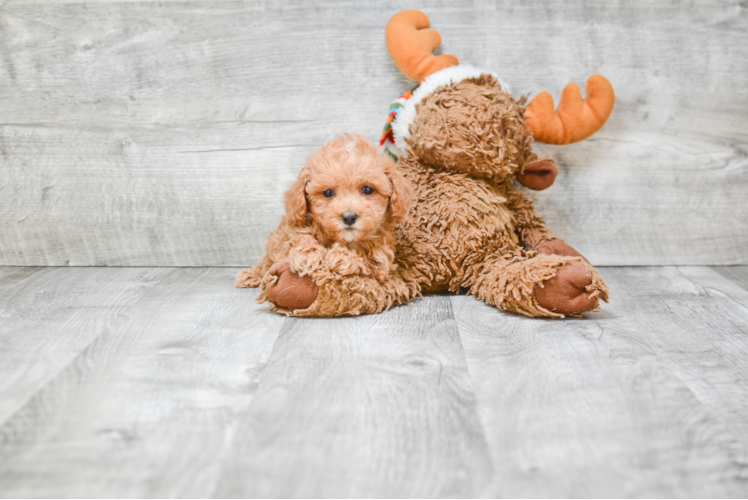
left=391, top=64, right=510, bottom=153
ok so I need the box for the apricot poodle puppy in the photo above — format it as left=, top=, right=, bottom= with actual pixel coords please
left=235, top=133, right=413, bottom=312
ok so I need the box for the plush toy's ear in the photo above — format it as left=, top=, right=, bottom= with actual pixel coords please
left=384, top=159, right=414, bottom=222
left=517, top=157, right=558, bottom=191
left=283, top=168, right=310, bottom=227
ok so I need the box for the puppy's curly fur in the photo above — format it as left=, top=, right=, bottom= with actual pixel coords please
left=235, top=133, right=413, bottom=307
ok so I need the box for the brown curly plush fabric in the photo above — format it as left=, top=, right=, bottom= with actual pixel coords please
left=408, top=75, right=532, bottom=182
left=253, top=75, right=608, bottom=318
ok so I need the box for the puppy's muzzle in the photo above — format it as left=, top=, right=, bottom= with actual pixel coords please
left=342, top=212, right=358, bottom=226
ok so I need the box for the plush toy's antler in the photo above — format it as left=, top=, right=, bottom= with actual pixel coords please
left=385, top=10, right=459, bottom=83
left=525, top=75, right=615, bottom=144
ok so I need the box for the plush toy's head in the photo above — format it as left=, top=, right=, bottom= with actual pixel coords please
left=382, top=10, right=615, bottom=190
left=404, top=71, right=530, bottom=183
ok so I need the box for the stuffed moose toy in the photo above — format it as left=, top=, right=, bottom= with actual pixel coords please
left=237, top=10, right=614, bottom=318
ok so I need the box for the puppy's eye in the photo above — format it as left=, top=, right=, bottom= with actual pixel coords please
left=361, top=186, right=373, bottom=195
left=323, top=189, right=334, bottom=198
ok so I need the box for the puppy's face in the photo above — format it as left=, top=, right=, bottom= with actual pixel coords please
left=306, top=161, right=392, bottom=243
left=285, top=134, right=412, bottom=244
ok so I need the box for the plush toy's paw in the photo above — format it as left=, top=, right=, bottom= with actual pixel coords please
left=265, top=260, right=319, bottom=310
left=537, top=239, right=589, bottom=263
left=534, top=261, right=598, bottom=315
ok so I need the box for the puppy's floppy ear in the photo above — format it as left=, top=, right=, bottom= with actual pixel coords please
left=384, top=158, right=413, bottom=223
left=284, top=167, right=311, bottom=227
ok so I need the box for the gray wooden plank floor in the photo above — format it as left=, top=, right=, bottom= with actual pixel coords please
left=1, top=266, right=748, bottom=497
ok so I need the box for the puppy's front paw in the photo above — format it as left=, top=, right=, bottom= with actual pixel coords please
left=265, top=260, right=319, bottom=310
left=324, top=244, right=371, bottom=276
left=287, top=245, right=325, bottom=276
left=534, top=261, right=598, bottom=315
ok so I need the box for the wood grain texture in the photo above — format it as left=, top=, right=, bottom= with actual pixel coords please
left=1, top=266, right=748, bottom=497
left=0, top=266, right=172, bottom=425
left=215, top=295, right=495, bottom=498
left=0, top=1, right=746, bottom=266
left=451, top=266, right=748, bottom=497
left=712, top=266, right=748, bottom=295
left=0, top=268, right=286, bottom=497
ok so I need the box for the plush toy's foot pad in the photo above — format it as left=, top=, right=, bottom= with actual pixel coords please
left=534, top=261, right=598, bottom=315
left=265, top=261, right=319, bottom=310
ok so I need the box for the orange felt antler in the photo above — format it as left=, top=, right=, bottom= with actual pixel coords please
left=525, top=75, right=615, bottom=145
left=385, top=10, right=459, bottom=83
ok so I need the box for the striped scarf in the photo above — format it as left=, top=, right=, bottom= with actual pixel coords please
left=379, top=86, right=418, bottom=162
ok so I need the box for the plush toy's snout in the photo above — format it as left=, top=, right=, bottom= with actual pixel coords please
left=517, top=158, right=558, bottom=191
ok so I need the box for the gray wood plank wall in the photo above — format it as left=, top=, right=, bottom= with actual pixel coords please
left=1, top=0, right=746, bottom=266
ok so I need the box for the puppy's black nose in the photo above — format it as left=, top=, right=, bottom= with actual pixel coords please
left=342, top=212, right=357, bottom=226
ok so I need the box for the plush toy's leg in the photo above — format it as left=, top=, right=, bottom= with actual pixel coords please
left=506, top=188, right=593, bottom=263
left=536, top=239, right=587, bottom=262
left=261, top=262, right=420, bottom=317
left=464, top=253, right=608, bottom=318
left=235, top=261, right=270, bottom=288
